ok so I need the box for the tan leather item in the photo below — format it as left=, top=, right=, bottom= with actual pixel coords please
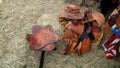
left=42, top=44, right=55, bottom=51
left=26, top=25, right=59, bottom=51
left=62, top=23, right=91, bottom=55
left=79, top=37, right=91, bottom=55
left=60, top=3, right=84, bottom=19
left=59, top=4, right=105, bottom=55
left=31, top=28, right=58, bottom=49
left=92, top=11, right=105, bottom=27
left=63, top=36, right=91, bottom=56
left=61, top=12, right=105, bottom=55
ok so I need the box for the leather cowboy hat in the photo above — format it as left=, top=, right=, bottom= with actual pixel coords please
left=26, top=25, right=59, bottom=51
left=60, top=3, right=84, bottom=19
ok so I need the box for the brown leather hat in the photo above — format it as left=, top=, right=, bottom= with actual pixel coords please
left=60, top=3, right=84, bottom=19
left=26, top=25, right=59, bottom=51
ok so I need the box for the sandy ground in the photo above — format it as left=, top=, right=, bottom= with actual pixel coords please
left=0, top=0, right=120, bottom=68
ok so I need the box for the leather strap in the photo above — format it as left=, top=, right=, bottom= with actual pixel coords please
left=74, top=23, right=88, bottom=49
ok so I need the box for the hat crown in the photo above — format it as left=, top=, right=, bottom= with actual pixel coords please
left=60, top=3, right=83, bottom=19
left=65, top=4, right=80, bottom=14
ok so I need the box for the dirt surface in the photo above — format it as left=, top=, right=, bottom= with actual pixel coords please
left=0, top=0, right=120, bottom=68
